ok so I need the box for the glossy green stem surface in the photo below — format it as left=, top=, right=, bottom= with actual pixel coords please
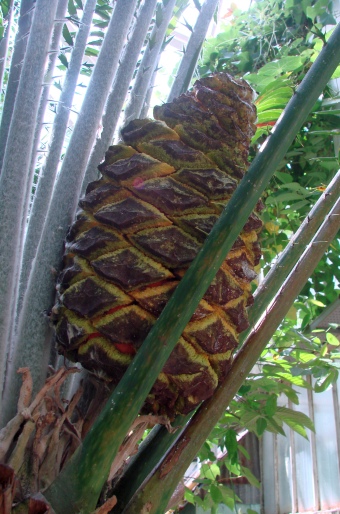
left=122, top=200, right=340, bottom=514
left=110, top=168, right=340, bottom=510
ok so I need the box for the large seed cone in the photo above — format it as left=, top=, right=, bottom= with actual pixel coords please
left=53, top=73, right=262, bottom=418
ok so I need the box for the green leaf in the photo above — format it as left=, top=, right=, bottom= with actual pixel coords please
left=220, top=485, right=240, bottom=501
left=226, top=461, right=241, bottom=476
left=256, top=60, right=283, bottom=77
left=257, top=99, right=288, bottom=112
left=282, top=387, right=299, bottom=405
left=68, top=0, right=77, bottom=16
left=241, top=465, right=260, bottom=488
left=87, top=39, right=103, bottom=46
left=274, top=372, right=312, bottom=388
left=320, top=343, right=328, bottom=357
left=219, top=486, right=240, bottom=509
left=310, top=299, right=326, bottom=307
left=284, top=200, right=310, bottom=212
left=326, top=333, right=339, bottom=346
left=210, top=484, right=223, bottom=504
left=62, top=24, right=74, bottom=47
left=315, top=369, right=338, bottom=392
left=264, top=394, right=277, bottom=417
left=288, top=422, right=308, bottom=438
left=238, top=384, right=251, bottom=395
left=90, top=30, right=105, bottom=38
left=257, top=109, right=283, bottom=124
left=281, top=182, right=310, bottom=193
left=275, top=407, right=315, bottom=433
left=238, top=444, right=250, bottom=460
left=292, top=350, right=316, bottom=363
left=252, top=126, right=272, bottom=143
left=224, top=429, right=238, bottom=464
left=85, top=47, right=99, bottom=57
left=279, top=56, right=304, bottom=72
left=257, top=86, right=293, bottom=103
left=275, top=171, right=293, bottom=184
left=199, top=442, right=216, bottom=461
left=92, top=19, right=109, bottom=28
left=256, top=417, right=267, bottom=436
left=201, top=463, right=219, bottom=480
left=265, top=190, right=311, bottom=204
left=331, top=65, right=340, bottom=79
left=184, top=487, right=195, bottom=504
left=58, top=53, right=68, bottom=68
left=267, top=417, right=286, bottom=436
left=95, top=4, right=111, bottom=20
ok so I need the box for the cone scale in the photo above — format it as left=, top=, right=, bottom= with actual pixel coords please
left=53, top=73, right=262, bottom=418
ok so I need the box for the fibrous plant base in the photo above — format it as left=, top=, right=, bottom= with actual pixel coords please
left=53, top=73, right=262, bottom=418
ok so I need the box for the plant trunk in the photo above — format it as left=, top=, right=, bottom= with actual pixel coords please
left=17, top=0, right=97, bottom=325
left=82, top=0, right=159, bottom=189
left=27, top=0, right=69, bottom=194
left=121, top=0, right=177, bottom=124
left=1, top=0, right=138, bottom=427
left=0, top=0, right=15, bottom=94
left=167, top=0, right=220, bottom=101
left=0, top=0, right=58, bottom=411
left=0, top=0, right=35, bottom=173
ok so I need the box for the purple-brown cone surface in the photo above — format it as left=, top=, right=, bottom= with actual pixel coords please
left=54, top=73, right=262, bottom=418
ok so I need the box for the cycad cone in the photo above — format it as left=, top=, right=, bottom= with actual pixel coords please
left=54, top=73, right=262, bottom=418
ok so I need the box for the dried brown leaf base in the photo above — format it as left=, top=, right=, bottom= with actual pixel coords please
left=0, top=367, right=82, bottom=511
left=0, top=367, right=173, bottom=513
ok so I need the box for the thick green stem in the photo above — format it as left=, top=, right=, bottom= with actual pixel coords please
left=82, top=0, right=158, bottom=189
left=167, top=0, right=220, bottom=101
left=2, top=0, right=138, bottom=426
left=121, top=0, right=177, bottom=124
left=28, top=0, right=68, bottom=185
left=17, top=0, right=97, bottom=320
left=0, top=0, right=14, bottom=94
left=0, top=0, right=35, bottom=172
left=110, top=168, right=340, bottom=509
left=0, top=0, right=58, bottom=410
left=122, top=199, right=340, bottom=514
left=44, top=23, right=340, bottom=514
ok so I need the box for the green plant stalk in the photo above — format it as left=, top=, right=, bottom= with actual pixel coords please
left=0, top=0, right=35, bottom=172
left=43, top=23, right=340, bottom=514
left=111, top=412, right=194, bottom=514
left=243, top=168, right=340, bottom=341
left=2, top=0, right=138, bottom=426
left=0, top=0, right=14, bottom=95
left=27, top=0, right=69, bottom=186
left=122, top=198, right=340, bottom=514
left=167, top=0, right=220, bottom=101
left=82, top=0, right=158, bottom=189
left=122, top=0, right=177, bottom=125
left=17, top=0, right=97, bottom=320
left=109, top=168, right=340, bottom=509
left=0, top=0, right=59, bottom=408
